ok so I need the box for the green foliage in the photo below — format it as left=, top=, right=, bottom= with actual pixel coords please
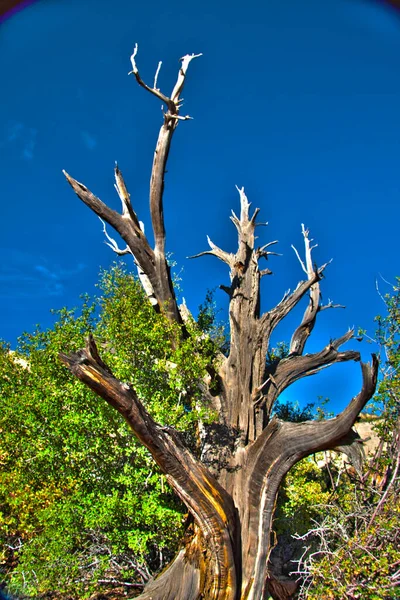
left=275, top=456, right=331, bottom=537
left=273, top=399, right=315, bottom=423
left=304, top=497, right=400, bottom=600
left=96, top=265, right=216, bottom=434
left=273, top=399, right=332, bottom=537
left=197, top=289, right=229, bottom=355
left=0, top=264, right=217, bottom=598
left=372, top=278, right=400, bottom=446
left=294, top=280, right=400, bottom=598
left=266, top=341, right=289, bottom=369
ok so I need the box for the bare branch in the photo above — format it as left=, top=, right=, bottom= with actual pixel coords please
left=291, top=244, right=307, bottom=274
left=63, top=170, right=121, bottom=231
left=253, top=355, right=379, bottom=468
left=134, top=221, right=157, bottom=306
left=99, top=218, right=131, bottom=256
left=230, top=209, right=240, bottom=229
left=260, top=268, right=273, bottom=277
left=260, top=329, right=357, bottom=412
left=60, top=335, right=237, bottom=596
left=237, top=186, right=250, bottom=223
left=189, top=236, right=234, bottom=267
left=129, top=47, right=202, bottom=324
left=129, top=44, right=170, bottom=105
left=258, top=241, right=279, bottom=252
left=320, top=300, right=345, bottom=311
left=289, top=225, right=334, bottom=355
left=169, top=113, right=193, bottom=121
left=229, top=187, right=259, bottom=234
left=153, top=61, right=162, bottom=90
left=114, top=164, right=142, bottom=233
left=250, top=207, right=260, bottom=224
left=63, top=170, right=157, bottom=282
left=260, top=266, right=325, bottom=337
left=170, top=53, right=203, bottom=104
left=126, top=49, right=200, bottom=325
left=256, top=241, right=280, bottom=261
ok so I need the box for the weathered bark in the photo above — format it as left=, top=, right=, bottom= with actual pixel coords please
left=61, top=46, right=379, bottom=599
left=60, top=335, right=237, bottom=599
left=63, top=45, right=200, bottom=326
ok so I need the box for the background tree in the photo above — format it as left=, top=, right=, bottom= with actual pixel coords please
left=56, top=46, right=379, bottom=600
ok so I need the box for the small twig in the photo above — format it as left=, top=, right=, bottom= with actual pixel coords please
left=99, top=218, right=131, bottom=256
left=320, top=300, right=345, bottom=311
left=292, top=244, right=307, bottom=274
left=153, top=60, right=162, bottom=89
left=129, top=43, right=170, bottom=105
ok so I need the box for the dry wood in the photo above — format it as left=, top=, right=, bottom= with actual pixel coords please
left=61, top=46, right=379, bottom=600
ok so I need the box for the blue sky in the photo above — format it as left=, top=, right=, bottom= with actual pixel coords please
left=1, top=0, right=399, bottom=411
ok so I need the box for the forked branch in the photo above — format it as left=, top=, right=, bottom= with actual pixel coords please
left=259, top=329, right=360, bottom=414
left=250, top=355, right=379, bottom=477
left=64, top=46, right=201, bottom=325
left=130, top=45, right=201, bottom=255
left=63, top=169, right=159, bottom=300
left=290, top=225, right=343, bottom=355
left=285, top=355, right=379, bottom=455
left=260, top=266, right=325, bottom=339
left=130, top=45, right=201, bottom=324
left=129, top=43, right=201, bottom=114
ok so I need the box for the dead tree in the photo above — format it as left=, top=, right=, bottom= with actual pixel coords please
left=60, top=46, right=378, bottom=600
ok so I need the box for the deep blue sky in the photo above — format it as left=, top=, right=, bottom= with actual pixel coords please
left=1, top=0, right=399, bottom=411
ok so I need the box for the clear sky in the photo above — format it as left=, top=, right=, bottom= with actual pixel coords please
left=1, top=0, right=399, bottom=411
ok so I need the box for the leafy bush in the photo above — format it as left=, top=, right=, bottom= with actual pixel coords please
left=0, top=265, right=217, bottom=598
left=294, top=279, right=400, bottom=599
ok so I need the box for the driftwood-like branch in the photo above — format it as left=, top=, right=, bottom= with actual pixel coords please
left=289, top=225, right=342, bottom=355
left=99, top=218, right=131, bottom=256
left=114, top=163, right=142, bottom=230
left=242, top=354, right=378, bottom=600
left=260, top=266, right=325, bottom=338
left=129, top=44, right=171, bottom=106
left=63, top=171, right=123, bottom=232
left=256, top=241, right=281, bottom=261
left=280, top=355, right=379, bottom=457
left=131, top=45, right=201, bottom=324
left=129, top=44, right=201, bottom=113
left=64, top=47, right=201, bottom=325
left=289, top=224, right=321, bottom=354
left=189, top=235, right=234, bottom=267
left=259, top=268, right=273, bottom=277
left=99, top=217, right=157, bottom=306
left=59, top=336, right=237, bottom=599
left=259, top=329, right=358, bottom=414
left=229, top=187, right=259, bottom=234
left=135, top=221, right=158, bottom=307
left=130, top=44, right=201, bottom=254
left=63, top=170, right=159, bottom=293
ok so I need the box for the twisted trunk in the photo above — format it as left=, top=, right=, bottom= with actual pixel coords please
left=61, top=46, right=379, bottom=599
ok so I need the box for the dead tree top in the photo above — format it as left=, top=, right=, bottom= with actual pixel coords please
left=60, top=45, right=379, bottom=600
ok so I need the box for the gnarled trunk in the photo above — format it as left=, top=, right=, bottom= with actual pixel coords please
left=60, top=46, right=379, bottom=599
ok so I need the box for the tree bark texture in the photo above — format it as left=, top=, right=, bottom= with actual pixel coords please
left=60, top=46, right=379, bottom=599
